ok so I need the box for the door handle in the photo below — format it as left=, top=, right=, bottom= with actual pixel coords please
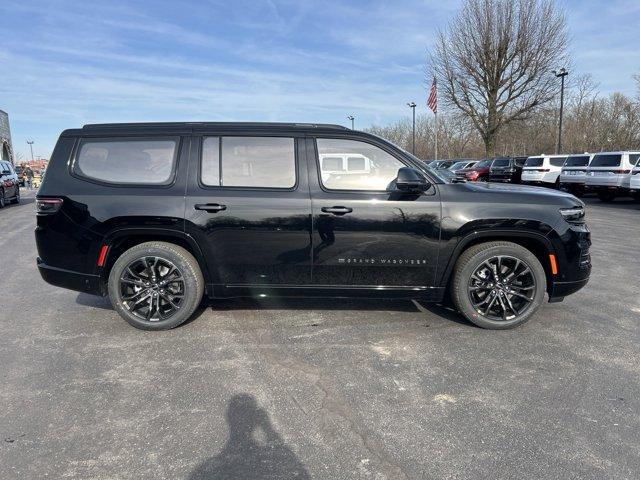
left=321, top=206, right=353, bottom=215
left=195, top=203, right=227, bottom=213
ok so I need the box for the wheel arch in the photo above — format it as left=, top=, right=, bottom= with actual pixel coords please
left=440, top=229, right=556, bottom=295
left=96, top=229, right=211, bottom=295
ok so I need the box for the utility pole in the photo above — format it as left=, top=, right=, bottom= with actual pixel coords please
left=407, top=102, right=416, bottom=154
left=553, top=68, right=568, bottom=154
left=26, top=140, right=34, bottom=162
left=347, top=115, right=355, bottom=130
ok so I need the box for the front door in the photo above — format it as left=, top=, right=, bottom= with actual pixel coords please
left=184, top=134, right=312, bottom=291
left=307, top=137, right=441, bottom=290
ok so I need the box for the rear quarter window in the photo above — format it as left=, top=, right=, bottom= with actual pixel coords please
left=74, top=138, right=178, bottom=184
left=590, top=154, right=622, bottom=167
left=525, top=157, right=543, bottom=167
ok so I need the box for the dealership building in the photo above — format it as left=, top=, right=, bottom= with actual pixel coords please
left=1, top=109, right=14, bottom=164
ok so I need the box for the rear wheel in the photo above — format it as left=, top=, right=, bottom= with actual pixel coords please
left=108, top=242, right=204, bottom=330
left=451, top=241, right=546, bottom=329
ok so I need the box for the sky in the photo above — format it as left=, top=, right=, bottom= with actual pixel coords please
left=1, top=0, right=639, bottom=159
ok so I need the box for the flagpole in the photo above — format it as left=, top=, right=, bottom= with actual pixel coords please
left=434, top=110, right=438, bottom=161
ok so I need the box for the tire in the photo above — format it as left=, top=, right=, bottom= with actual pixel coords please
left=108, top=241, right=204, bottom=330
left=0, top=189, right=5, bottom=208
left=597, top=191, right=615, bottom=202
left=10, top=188, right=20, bottom=204
left=450, top=241, right=546, bottom=329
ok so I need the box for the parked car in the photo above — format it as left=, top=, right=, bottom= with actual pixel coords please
left=14, top=165, right=25, bottom=187
left=559, top=154, right=591, bottom=196
left=431, top=160, right=457, bottom=170
left=521, top=155, right=566, bottom=188
left=489, top=156, right=526, bottom=183
left=585, top=151, right=640, bottom=201
left=0, top=161, right=20, bottom=207
left=449, top=160, right=477, bottom=171
left=455, top=159, right=493, bottom=181
left=629, top=156, right=640, bottom=201
left=36, top=122, right=591, bottom=331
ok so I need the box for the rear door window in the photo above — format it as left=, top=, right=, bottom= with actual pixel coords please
left=590, top=154, right=622, bottom=167
left=75, top=138, right=178, bottom=184
left=201, top=136, right=296, bottom=189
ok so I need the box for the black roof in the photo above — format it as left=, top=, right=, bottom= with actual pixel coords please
left=60, top=122, right=350, bottom=137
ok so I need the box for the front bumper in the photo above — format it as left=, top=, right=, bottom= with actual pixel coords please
left=37, top=258, right=104, bottom=295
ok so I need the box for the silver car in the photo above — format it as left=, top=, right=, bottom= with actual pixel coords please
left=559, top=154, right=591, bottom=196
left=585, top=151, right=640, bottom=201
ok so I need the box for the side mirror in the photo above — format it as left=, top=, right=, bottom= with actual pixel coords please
left=394, top=167, right=430, bottom=192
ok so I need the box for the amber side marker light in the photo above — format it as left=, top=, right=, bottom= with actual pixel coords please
left=549, top=254, right=558, bottom=275
left=97, top=245, right=109, bottom=267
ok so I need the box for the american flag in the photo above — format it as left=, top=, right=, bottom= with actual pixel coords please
left=427, top=77, right=437, bottom=114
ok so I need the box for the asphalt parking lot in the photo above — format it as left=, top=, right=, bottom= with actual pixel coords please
left=1, top=190, right=639, bottom=479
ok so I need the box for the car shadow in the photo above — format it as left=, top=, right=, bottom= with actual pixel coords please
left=188, top=394, right=310, bottom=480
left=76, top=293, right=473, bottom=327
left=583, top=198, right=639, bottom=210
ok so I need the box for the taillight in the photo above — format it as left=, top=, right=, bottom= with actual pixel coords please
left=466, top=171, right=480, bottom=180
left=36, top=197, right=63, bottom=214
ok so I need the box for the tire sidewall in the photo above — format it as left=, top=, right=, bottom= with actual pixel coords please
left=454, top=244, right=546, bottom=329
left=108, top=243, right=203, bottom=330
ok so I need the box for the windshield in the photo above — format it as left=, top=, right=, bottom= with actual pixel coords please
left=590, top=154, right=621, bottom=167
left=449, top=161, right=468, bottom=170
left=525, top=157, right=544, bottom=167
left=564, top=155, right=589, bottom=167
left=474, top=160, right=492, bottom=168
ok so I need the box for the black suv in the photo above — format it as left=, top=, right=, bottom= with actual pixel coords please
left=489, top=156, right=527, bottom=183
left=0, top=161, right=21, bottom=207
left=36, top=123, right=591, bottom=330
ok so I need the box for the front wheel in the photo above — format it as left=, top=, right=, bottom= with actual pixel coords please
left=108, top=242, right=204, bottom=330
left=451, top=241, right=546, bottom=329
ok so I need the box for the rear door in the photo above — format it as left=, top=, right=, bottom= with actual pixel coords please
left=307, top=136, right=441, bottom=290
left=184, top=132, right=312, bottom=290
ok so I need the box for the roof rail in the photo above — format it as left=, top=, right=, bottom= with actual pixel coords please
left=82, top=122, right=349, bottom=130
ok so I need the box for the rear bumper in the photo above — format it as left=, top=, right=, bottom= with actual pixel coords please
left=37, top=258, right=104, bottom=296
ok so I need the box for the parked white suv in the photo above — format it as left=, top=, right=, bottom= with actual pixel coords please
left=559, top=154, right=591, bottom=196
left=521, top=155, right=567, bottom=188
left=629, top=156, right=640, bottom=201
left=585, top=151, right=640, bottom=201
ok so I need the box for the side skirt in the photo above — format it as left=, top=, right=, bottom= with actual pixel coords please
left=207, top=284, right=446, bottom=302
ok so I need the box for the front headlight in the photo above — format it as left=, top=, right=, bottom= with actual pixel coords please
left=559, top=206, right=585, bottom=224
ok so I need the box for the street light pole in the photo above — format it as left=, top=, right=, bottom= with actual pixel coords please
left=407, top=102, right=416, bottom=154
left=553, top=68, right=568, bottom=154
left=347, top=115, right=355, bottom=130
left=26, top=140, right=34, bottom=162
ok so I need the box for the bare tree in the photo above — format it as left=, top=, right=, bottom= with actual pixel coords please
left=429, top=0, right=569, bottom=156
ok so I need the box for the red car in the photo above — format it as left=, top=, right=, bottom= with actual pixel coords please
left=456, top=159, right=493, bottom=181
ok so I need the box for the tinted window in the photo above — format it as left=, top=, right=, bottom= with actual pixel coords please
left=201, top=136, right=296, bottom=188
left=492, top=159, right=510, bottom=167
left=629, top=154, right=640, bottom=166
left=550, top=157, right=567, bottom=167
left=76, top=139, right=176, bottom=184
left=514, top=158, right=527, bottom=166
left=590, top=154, right=621, bottom=167
left=525, top=157, right=543, bottom=167
left=317, top=138, right=406, bottom=191
left=564, top=155, right=589, bottom=167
